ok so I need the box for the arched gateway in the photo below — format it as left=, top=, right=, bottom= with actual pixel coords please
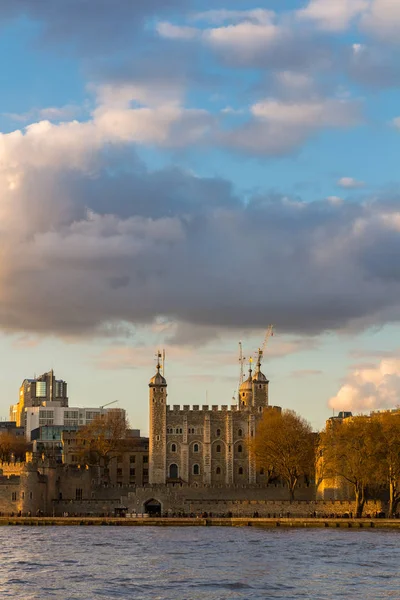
left=144, top=498, right=162, bottom=516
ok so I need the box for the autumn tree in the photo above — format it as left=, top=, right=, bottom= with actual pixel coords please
left=76, top=411, right=128, bottom=482
left=0, top=433, right=28, bottom=462
left=320, top=416, right=378, bottom=518
left=250, top=409, right=316, bottom=501
left=371, top=412, right=400, bottom=516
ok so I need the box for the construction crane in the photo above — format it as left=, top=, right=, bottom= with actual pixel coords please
left=257, top=324, right=274, bottom=365
left=100, top=400, right=118, bottom=410
left=235, top=341, right=247, bottom=403
left=238, top=341, right=246, bottom=386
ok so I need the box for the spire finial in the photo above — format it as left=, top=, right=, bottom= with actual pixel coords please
left=155, top=350, right=162, bottom=372
left=249, top=357, right=253, bottom=377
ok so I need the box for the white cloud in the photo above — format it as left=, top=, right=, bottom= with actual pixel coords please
left=338, top=177, right=365, bottom=188
left=361, top=0, right=400, bottom=44
left=327, top=196, right=344, bottom=204
left=3, top=104, right=82, bottom=123
left=190, top=9, right=274, bottom=26
left=329, top=358, right=400, bottom=412
left=203, top=21, right=279, bottom=57
left=298, top=0, right=368, bottom=31
left=222, top=98, right=361, bottom=155
left=156, top=13, right=329, bottom=71
left=156, top=22, right=199, bottom=40
left=0, top=84, right=214, bottom=179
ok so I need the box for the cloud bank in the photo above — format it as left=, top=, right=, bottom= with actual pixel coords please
left=0, top=86, right=400, bottom=341
left=329, top=358, right=400, bottom=412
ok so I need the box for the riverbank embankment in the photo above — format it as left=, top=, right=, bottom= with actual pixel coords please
left=0, top=517, right=400, bottom=528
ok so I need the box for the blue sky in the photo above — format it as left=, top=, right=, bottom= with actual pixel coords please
left=1, top=0, right=400, bottom=433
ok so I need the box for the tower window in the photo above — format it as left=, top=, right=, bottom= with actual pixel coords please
left=242, top=393, right=245, bottom=398
left=169, top=464, right=178, bottom=479
left=238, top=445, right=243, bottom=453
left=216, top=428, right=221, bottom=437
left=193, top=443, right=199, bottom=453
left=193, top=464, right=200, bottom=475
left=216, top=467, right=221, bottom=475
left=238, top=467, right=243, bottom=475
left=259, top=385, right=262, bottom=389
left=216, top=444, right=221, bottom=453
left=171, top=443, right=177, bottom=452
left=238, top=429, right=243, bottom=437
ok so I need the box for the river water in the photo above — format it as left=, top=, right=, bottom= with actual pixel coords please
left=0, top=527, right=398, bottom=599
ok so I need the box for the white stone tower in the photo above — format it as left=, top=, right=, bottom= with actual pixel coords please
left=149, top=359, right=167, bottom=484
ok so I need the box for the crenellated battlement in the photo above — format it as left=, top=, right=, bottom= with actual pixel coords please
left=0, top=462, right=25, bottom=476
left=167, top=404, right=239, bottom=414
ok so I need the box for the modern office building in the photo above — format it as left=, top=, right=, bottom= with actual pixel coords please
left=24, top=406, right=126, bottom=441
left=10, top=370, right=68, bottom=427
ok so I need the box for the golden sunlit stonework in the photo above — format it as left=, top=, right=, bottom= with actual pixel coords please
left=149, top=356, right=282, bottom=486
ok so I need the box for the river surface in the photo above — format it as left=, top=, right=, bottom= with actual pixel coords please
left=0, top=527, right=398, bottom=599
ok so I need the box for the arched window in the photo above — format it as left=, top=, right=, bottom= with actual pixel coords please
left=242, top=393, right=245, bottom=398
left=169, top=464, right=178, bottom=478
left=238, top=444, right=243, bottom=453
left=193, top=443, right=199, bottom=453
left=193, top=464, right=200, bottom=475
left=216, top=467, right=221, bottom=475
left=216, top=428, right=221, bottom=437
left=238, top=429, right=243, bottom=437
left=171, top=443, right=177, bottom=452
left=238, top=467, right=243, bottom=475
left=216, top=444, right=221, bottom=453
left=260, top=468, right=265, bottom=475
left=176, top=428, right=179, bottom=434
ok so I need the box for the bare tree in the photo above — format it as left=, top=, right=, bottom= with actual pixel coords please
left=76, top=411, right=128, bottom=482
left=250, top=409, right=316, bottom=501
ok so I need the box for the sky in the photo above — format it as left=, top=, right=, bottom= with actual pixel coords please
left=1, top=0, right=400, bottom=434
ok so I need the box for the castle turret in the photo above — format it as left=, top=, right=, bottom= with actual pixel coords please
left=239, top=366, right=254, bottom=410
left=252, top=353, right=269, bottom=411
left=149, top=361, right=167, bottom=484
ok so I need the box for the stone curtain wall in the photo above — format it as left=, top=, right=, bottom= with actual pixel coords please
left=52, top=498, right=385, bottom=518
left=181, top=499, right=384, bottom=518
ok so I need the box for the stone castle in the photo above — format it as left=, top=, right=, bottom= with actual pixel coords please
left=149, top=355, right=281, bottom=486
left=0, top=354, right=383, bottom=518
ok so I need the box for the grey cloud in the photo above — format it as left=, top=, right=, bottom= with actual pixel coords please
left=0, top=0, right=184, bottom=55
left=2, top=152, right=400, bottom=340
left=210, top=30, right=333, bottom=72
left=345, top=44, right=400, bottom=88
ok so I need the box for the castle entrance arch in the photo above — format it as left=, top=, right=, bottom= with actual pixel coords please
left=144, top=498, right=162, bottom=516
